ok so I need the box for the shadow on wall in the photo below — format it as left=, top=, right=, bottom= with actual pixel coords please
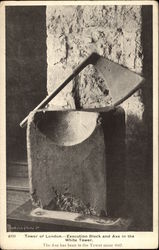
left=101, top=107, right=126, bottom=218
left=6, top=6, right=47, bottom=162
left=124, top=6, right=153, bottom=231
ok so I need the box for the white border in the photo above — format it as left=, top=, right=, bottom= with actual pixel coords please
left=0, top=1, right=158, bottom=249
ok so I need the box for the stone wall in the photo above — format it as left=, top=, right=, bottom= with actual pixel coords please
left=46, top=5, right=152, bottom=230
left=46, top=5, right=143, bottom=110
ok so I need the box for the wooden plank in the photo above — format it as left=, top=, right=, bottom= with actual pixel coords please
left=8, top=200, right=131, bottom=232
left=7, top=161, right=28, bottom=177
left=7, top=176, right=29, bottom=191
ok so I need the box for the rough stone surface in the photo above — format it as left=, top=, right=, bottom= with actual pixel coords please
left=46, top=5, right=143, bottom=110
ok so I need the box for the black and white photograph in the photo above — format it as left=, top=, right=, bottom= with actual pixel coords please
left=0, top=1, right=158, bottom=249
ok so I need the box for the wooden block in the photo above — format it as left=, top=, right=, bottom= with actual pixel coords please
left=27, top=110, right=107, bottom=215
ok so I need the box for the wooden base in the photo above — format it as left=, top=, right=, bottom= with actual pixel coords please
left=7, top=200, right=131, bottom=232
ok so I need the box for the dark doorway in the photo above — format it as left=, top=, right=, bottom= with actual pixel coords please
left=6, top=6, right=47, bottom=175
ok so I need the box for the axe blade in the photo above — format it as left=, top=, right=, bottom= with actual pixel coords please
left=94, top=56, right=145, bottom=106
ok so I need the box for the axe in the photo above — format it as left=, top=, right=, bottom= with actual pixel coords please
left=20, top=52, right=144, bottom=128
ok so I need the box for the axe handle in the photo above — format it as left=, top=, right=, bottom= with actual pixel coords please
left=20, top=53, right=100, bottom=128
